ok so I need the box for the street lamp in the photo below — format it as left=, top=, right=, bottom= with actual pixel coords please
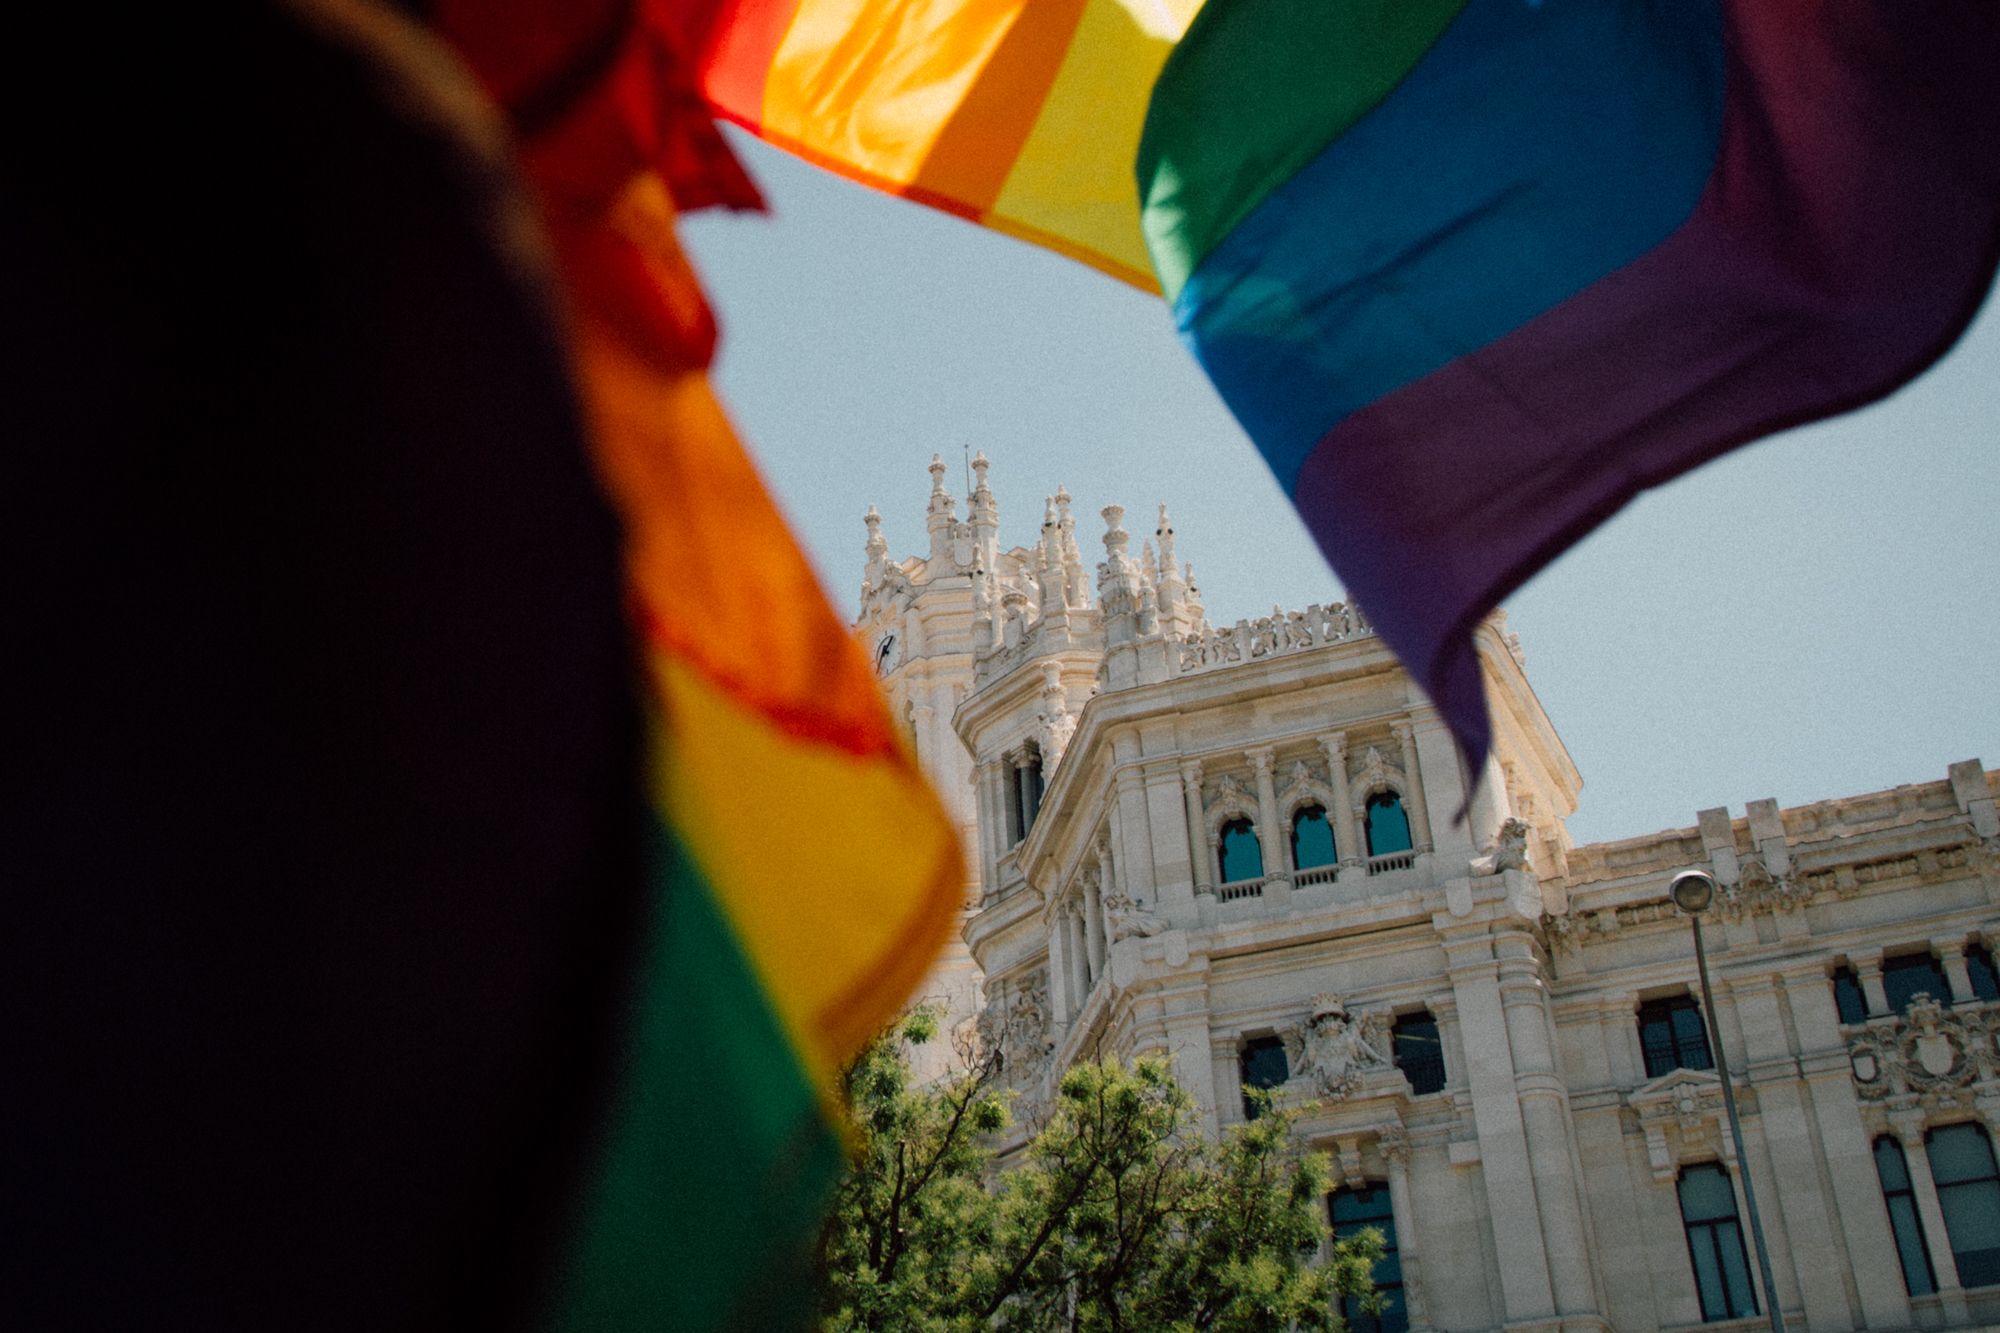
left=1670, top=869, right=1786, bottom=1333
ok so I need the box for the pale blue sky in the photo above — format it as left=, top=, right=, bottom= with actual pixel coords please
left=682, top=132, right=2000, bottom=846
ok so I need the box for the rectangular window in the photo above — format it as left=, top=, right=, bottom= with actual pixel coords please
left=1330, top=1183, right=1407, bottom=1333
left=1831, top=965, right=1869, bottom=1025
left=1638, top=996, right=1714, bottom=1079
left=1883, top=952, right=1952, bottom=1014
left=1391, top=1011, right=1446, bottom=1095
left=1238, top=1036, right=1288, bottom=1120
left=1678, top=1163, right=1759, bottom=1322
left=1873, top=1136, right=1938, bottom=1295
left=1927, top=1123, right=2000, bottom=1287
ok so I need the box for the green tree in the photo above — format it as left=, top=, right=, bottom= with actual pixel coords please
left=818, top=1013, right=1382, bottom=1332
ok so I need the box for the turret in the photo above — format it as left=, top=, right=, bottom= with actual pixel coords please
left=926, top=453, right=957, bottom=564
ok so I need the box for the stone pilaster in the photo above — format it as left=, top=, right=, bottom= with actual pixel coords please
left=1496, top=944, right=1598, bottom=1318
left=1392, top=720, right=1434, bottom=853
left=1248, top=747, right=1283, bottom=879
left=1936, top=937, right=1975, bottom=1003
left=1320, top=734, right=1362, bottom=871
left=1181, top=759, right=1213, bottom=898
left=1380, top=1128, right=1433, bottom=1333
left=1442, top=933, right=1557, bottom=1323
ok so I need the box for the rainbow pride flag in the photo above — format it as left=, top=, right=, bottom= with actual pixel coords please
left=667, top=0, right=1196, bottom=287
left=674, top=0, right=2000, bottom=769
left=436, top=5, right=964, bottom=1325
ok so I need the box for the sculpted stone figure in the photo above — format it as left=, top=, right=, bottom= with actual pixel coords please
left=1471, top=817, right=1531, bottom=876
left=1101, top=889, right=1167, bottom=940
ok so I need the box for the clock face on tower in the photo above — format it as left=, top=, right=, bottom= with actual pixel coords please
left=874, top=633, right=900, bottom=676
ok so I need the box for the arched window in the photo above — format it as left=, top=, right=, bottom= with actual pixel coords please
left=1289, top=803, right=1336, bottom=870
left=1330, top=1182, right=1406, bottom=1332
left=1364, top=792, right=1413, bottom=856
left=1218, top=817, right=1263, bottom=883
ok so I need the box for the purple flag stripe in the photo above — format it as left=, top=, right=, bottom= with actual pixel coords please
left=1296, top=0, right=2000, bottom=779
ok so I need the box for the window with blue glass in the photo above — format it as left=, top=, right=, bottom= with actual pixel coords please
left=1927, top=1123, right=2000, bottom=1288
left=1872, top=1136, right=1938, bottom=1296
left=1883, top=953, right=1952, bottom=1014
left=1678, top=1163, right=1759, bottom=1322
left=1391, top=1011, right=1445, bottom=1095
left=1364, top=793, right=1413, bottom=857
left=1218, top=817, right=1264, bottom=883
left=1831, top=965, right=1869, bottom=1025
left=1638, top=995, right=1714, bottom=1078
left=1330, top=1183, right=1406, bottom=1333
left=1289, top=803, right=1337, bottom=870
left=1967, top=942, right=2000, bottom=1002
left=1238, top=1035, right=1288, bottom=1120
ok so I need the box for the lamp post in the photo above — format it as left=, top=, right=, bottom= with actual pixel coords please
left=1670, top=869, right=1786, bottom=1333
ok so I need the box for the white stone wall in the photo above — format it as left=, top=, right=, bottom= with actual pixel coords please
left=864, top=461, right=2000, bottom=1330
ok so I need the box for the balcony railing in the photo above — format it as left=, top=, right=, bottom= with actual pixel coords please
left=1367, top=851, right=1417, bottom=876
left=1292, top=864, right=1339, bottom=888
left=1216, top=875, right=1267, bottom=902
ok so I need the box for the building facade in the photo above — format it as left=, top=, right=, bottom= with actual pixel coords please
left=856, top=457, right=2000, bottom=1332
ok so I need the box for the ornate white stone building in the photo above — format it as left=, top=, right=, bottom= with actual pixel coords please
left=856, top=456, right=2000, bottom=1333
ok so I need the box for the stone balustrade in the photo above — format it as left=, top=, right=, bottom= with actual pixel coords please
left=1175, top=600, right=1372, bottom=675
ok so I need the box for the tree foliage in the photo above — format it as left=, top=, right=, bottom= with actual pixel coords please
left=818, top=1011, right=1382, bottom=1332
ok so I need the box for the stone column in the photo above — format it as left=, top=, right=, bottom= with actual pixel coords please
left=1212, top=1035, right=1243, bottom=1125
left=1380, top=1128, right=1433, bottom=1333
left=1937, top=937, right=1975, bottom=1003
left=1442, top=933, right=1557, bottom=1323
left=1047, top=913, right=1073, bottom=1028
left=1319, top=734, right=1362, bottom=869
left=1465, top=750, right=1512, bottom=856
left=1854, top=952, right=1890, bottom=1017
left=1892, top=1110, right=1965, bottom=1303
left=1495, top=945, right=1597, bottom=1317
left=1067, top=909, right=1092, bottom=1013
left=1248, top=747, right=1284, bottom=878
left=1082, top=870, right=1105, bottom=982
left=1789, top=969, right=1913, bottom=1332
left=1392, top=719, right=1434, bottom=852
left=1181, top=759, right=1213, bottom=897
left=973, top=761, right=1000, bottom=892
left=1729, top=975, right=1835, bottom=1327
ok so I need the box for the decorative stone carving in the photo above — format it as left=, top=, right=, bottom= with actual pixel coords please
left=1278, top=760, right=1336, bottom=823
left=1471, top=817, right=1531, bottom=876
left=1034, top=663, right=1075, bottom=768
left=1289, top=994, right=1391, bottom=1099
left=1101, top=889, right=1167, bottom=940
left=978, top=969, right=1053, bottom=1089
left=1714, top=854, right=1812, bottom=920
left=1535, top=909, right=1579, bottom=956
left=1628, top=1068, right=1736, bottom=1181
left=1848, top=994, right=1999, bottom=1109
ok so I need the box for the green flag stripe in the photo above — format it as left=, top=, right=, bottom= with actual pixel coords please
left=553, top=817, right=845, bottom=1332
left=1137, top=0, right=1468, bottom=302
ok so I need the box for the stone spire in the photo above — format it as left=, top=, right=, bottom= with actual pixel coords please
left=1154, top=503, right=1189, bottom=631
left=926, top=452, right=957, bottom=563
left=862, top=503, right=888, bottom=592
left=1037, top=495, right=1067, bottom=622
left=1055, top=483, right=1088, bottom=608
left=968, top=449, right=998, bottom=574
